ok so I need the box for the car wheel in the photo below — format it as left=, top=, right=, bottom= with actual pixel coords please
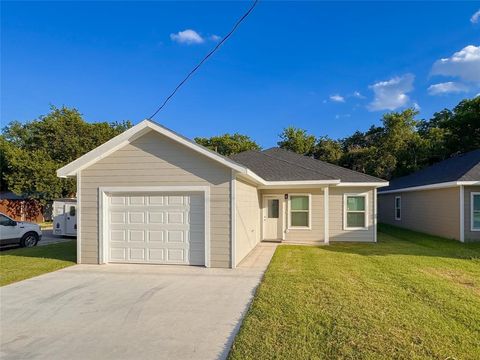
left=20, top=232, right=39, bottom=248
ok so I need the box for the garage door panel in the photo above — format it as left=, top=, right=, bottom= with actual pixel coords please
left=128, top=212, right=145, bottom=224
left=108, top=193, right=204, bottom=265
left=149, top=249, right=165, bottom=261
left=110, top=248, right=126, bottom=261
left=128, top=230, right=145, bottom=242
left=167, top=249, right=186, bottom=262
left=148, top=212, right=164, bottom=223
left=148, top=230, right=165, bottom=242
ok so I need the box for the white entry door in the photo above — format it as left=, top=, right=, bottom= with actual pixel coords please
left=263, top=196, right=283, bottom=240
left=108, top=193, right=204, bottom=265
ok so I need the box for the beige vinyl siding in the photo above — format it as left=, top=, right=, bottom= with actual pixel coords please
left=464, top=186, right=480, bottom=241
left=235, top=178, right=261, bottom=265
left=329, top=187, right=375, bottom=242
left=261, top=188, right=325, bottom=243
left=378, top=187, right=461, bottom=240
left=79, top=130, right=232, bottom=267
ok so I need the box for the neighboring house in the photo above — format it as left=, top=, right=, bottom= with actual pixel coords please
left=378, top=150, right=480, bottom=242
left=0, top=191, right=44, bottom=223
left=57, top=120, right=388, bottom=268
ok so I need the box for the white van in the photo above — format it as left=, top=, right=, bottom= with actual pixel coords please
left=53, top=198, right=77, bottom=236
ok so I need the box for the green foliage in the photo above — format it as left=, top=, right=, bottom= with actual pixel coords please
left=314, top=136, right=343, bottom=164
left=275, top=97, right=479, bottom=180
left=1, top=106, right=132, bottom=203
left=277, top=126, right=316, bottom=155
left=194, top=133, right=260, bottom=156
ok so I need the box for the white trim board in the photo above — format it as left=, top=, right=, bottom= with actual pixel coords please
left=471, top=192, right=480, bottom=232
left=343, top=192, right=369, bottom=231
left=287, top=193, right=312, bottom=230
left=460, top=186, right=464, bottom=242
left=76, top=170, right=82, bottom=264
left=231, top=171, right=237, bottom=268
left=97, top=186, right=211, bottom=267
left=379, top=181, right=480, bottom=194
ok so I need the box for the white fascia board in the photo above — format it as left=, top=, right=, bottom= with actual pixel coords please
left=378, top=181, right=463, bottom=194
left=57, top=119, right=248, bottom=177
left=457, top=181, right=480, bottom=186
left=336, top=182, right=389, bottom=188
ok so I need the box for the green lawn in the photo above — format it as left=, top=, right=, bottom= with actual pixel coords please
left=229, top=224, right=480, bottom=360
left=0, top=241, right=76, bottom=286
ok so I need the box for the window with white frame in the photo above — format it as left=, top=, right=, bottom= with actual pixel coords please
left=472, top=193, right=480, bottom=231
left=395, top=196, right=401, bottom=220
left=344, top=194, right=367, bottom=230
left=289, top=195, right=310, bottom=228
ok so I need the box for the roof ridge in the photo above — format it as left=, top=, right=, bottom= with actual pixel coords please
left=264, top=147, right=384, bottom=181
left=259, top=150, right=337, bottom=180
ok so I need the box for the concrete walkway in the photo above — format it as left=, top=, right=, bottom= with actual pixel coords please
left=0, top=243, right=277, bottom=360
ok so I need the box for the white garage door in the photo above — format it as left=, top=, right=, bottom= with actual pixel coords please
left=108, top=193, right=205, bottom=265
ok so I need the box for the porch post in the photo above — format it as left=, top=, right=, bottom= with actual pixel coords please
left=324, top=186, right=329, bottom=244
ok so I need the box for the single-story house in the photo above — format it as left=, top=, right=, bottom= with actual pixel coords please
left=57, top=120, right=388, bottom=268
left=378, top=149, right=480, bottom=242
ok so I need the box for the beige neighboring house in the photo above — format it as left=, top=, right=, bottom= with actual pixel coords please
left=57, top=119, right=388, bottom=268
left=378, top=150, right=480, bottom=242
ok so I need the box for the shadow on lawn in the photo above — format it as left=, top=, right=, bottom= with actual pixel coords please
left=0, top=240, right=77, bottom=262
left=322, top=224, right=480, bottom=260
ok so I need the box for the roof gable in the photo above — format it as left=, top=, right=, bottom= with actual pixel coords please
left=380, top=149, right=480, bottom=192
left=57, top=119, right=248, bottom=177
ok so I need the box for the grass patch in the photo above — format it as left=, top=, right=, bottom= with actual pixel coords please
left=0, top=241, right=76, bottom=286
left=229, top=224, right=480, bottom=360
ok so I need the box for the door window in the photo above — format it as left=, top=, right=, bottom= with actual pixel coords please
left=267, top=199, right=279, bottom=218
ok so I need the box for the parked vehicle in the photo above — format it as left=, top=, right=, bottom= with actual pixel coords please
left=0, top=212, right=42, bottom=247
left=53, top=199, right=77, bottom=237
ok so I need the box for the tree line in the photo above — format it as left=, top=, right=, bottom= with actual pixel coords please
left=198, top=97, right=480, bottom=180
left=1, top=97, right=478, bottom=204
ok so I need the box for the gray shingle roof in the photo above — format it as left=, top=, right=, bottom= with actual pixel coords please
left=379, top=149, right=480, bottom=192
left=230, top=147, right=386, bottom=183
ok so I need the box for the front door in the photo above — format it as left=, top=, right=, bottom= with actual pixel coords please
left=263, top=196, right=282, bottom=240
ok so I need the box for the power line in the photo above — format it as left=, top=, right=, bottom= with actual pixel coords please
left=148, top=0, right=259, bottom=120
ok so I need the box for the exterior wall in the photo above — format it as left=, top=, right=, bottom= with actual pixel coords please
left=79, top=130, right=232, bottom=267
left=464, top=185, right=480, bottom=242
left=261, top=188, right=325, bottom=243
left=235, top=178, right=261, bottom=265
left=329, top=187, right=375, bottom=242
left=378, top=187, right=461, bottom=240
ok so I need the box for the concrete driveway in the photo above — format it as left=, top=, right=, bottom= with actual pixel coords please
left=0, top=243, right=277, bottom=360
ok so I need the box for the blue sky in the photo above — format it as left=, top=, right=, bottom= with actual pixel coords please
left=2, top=1, right=480, bottom=147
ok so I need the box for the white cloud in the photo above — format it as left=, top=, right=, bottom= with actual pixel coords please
left=210, top=34, right=221, bottom=42
left=353, top=91, right=365, bottom=99
left=428, top=81, right=469, bottom=95
left=413, top=102, right=421, bottom=111
left=471, top=9, right=480, bottom=23
left=329, top=94, right=345, bottom=103
left=367, top=74, right=415, bottom=111
left=170, top=29, right=204, bottom=44
left=431, top=45, right=480, bottom=83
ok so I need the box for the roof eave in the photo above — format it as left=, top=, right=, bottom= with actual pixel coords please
left=379, top=180, right=479, bottom=194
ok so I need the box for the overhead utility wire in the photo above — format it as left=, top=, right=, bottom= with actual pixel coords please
left=148, top=0, right=259, bottom=120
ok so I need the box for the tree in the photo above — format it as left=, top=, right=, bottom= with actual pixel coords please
left=1, top=106, right=132, bottom=203
left=314, top=136, right=343, bottom=164
left=278, top=127, right=316, bottom=155
left=194, top=133, right=260, bottom=156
